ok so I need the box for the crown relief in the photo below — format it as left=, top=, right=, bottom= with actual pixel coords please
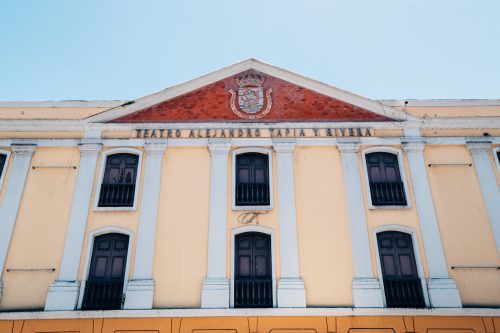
left=235, top=73, right=266, bottom=87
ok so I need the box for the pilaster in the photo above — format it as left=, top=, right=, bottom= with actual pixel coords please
left=124, top=142, right=166, bottom=309
left=45, top=142, right=102, bottom=311
left=273, top=139, right=306, bottom=308
left=0, top=143, right=36, bottom=300
left=338, top=140, right=384, bottom=307
left=402, top=140, right=461, bottom=308
left=466, top=140, right=500, bottom=254
left=201, top=139, right=231, bottom=308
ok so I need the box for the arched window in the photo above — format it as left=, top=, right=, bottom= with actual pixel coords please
left=98, top=153, right=139, bottom=207
left=235, top=152, right=270, bottom=206
left=376, top=231, right=425, bottom=308
left=365, top=152, right=407, bottom=206
left=82, top=233, right=129, bottom=310
left=234, top=232, right=272, bottom=308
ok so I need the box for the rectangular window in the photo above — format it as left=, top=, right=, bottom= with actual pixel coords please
left=235, top=153, right=270, bottom=206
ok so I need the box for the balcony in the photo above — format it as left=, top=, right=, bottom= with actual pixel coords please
left=81, top=280, right=124, bottom=310
left=234, top=279, right=273, bottom=308
left=236, top=183, right=270, bottom=206
left=369, top=182, right=407, bottom=206
left=383, top=277, right=425, bottom=308
left=98, top=183, right=136, bottom=207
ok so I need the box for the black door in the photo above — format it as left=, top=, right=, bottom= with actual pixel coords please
left=377, top=231, right=425, bottom=308
left=82, top=233, right=129, bottom=310
left=234, top=232, right=272, bottom=307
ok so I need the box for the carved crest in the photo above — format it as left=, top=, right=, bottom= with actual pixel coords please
left=229, top=72, right=272, bottom=119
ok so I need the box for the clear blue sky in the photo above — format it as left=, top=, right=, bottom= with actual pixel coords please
left=1, top=0, right=499, bottom=101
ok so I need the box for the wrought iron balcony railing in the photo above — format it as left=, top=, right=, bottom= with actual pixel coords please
left=98, top=183, right=136, bottom=207
left=81, top=280, right=124, bottom=310
left=369, top=182, right=407, bottom=206
left=236, top=183, right=270, bottom=206
left=383, top=277, right=425, bottom=308
left=234, top=279, right=272, bottom=308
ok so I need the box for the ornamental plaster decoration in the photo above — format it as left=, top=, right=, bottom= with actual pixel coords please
left=229, top=72, right=273, bottom=120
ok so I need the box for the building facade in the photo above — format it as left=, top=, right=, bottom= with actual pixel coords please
left=0, top=59, right=499, bottom=332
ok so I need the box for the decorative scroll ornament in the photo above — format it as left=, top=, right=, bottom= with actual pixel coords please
left=237, top=212, right=265, bottom=225
left=229, top=73, right=272, bottom=120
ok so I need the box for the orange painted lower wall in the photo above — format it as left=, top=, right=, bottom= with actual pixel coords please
left=0, top=315, right=499, bottom=333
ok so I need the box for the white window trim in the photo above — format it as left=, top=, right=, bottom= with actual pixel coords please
left=77, top=226, right=134, bottom=310
left=93, top=147, right=143, bottom=211
left=0, top=149, right=12, bottom=192
left=372, top=224, right=430, bottom=308
left=361, top=146, right=411, bottom=209
left=493, top=146, right=500, bottom=178
left=230, top=225, right=277, bottom=308
left=231, top=147, right=274, bottom=211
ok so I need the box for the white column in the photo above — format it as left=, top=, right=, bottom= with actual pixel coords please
left=466, top=140, right=500, bottom=254
left=338, top=141, right=384, bottom=308
left=45, top=142, right=102, bottom=311
left=201, top=139, right=231, bottom=308
left=0, top=144, right=36, bottom=300
left=124, top=142, right=166, bottom=309
left=403, top=141, right=461, bottom=308
left=273, top=139, right=306, bottom=308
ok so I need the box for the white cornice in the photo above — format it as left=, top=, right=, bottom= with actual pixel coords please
left=0, top=101, right=124, bottom=108
left=86, top=58, right=415, bottom=123
left=0, top=116, right=499, bottom=132
left=380, top=99, right=500, bottom=107
left=0, top=307, right=498, bottom=320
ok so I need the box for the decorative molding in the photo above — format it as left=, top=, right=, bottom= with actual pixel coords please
left=466, top=140, right=492, bottom=153
left=231, top=147, right=274, bottom=211
left=402, top=141, right=426, bottom=154
left=337, top=141, right=361, bottom=154
left=208, top=139, right=231, bottom=155
left=10, top=143, right=37, bottom=155
left=272, top=138, right=296, bottom=153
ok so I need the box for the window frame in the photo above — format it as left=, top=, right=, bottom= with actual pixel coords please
left=232, top=147, right=274, bottom=211
left=93, top=148, right=143, bottom=211
left=372, top=225, right=430, bottom=308
left=361, top=147, right=411, bottom=209
left=493, top=146, right=500, bottom=178
left=76, top=226, right=134, bottom=310
left=0, top=149, right=11, bottom=192
left=230, top=225, right=277, bottom=308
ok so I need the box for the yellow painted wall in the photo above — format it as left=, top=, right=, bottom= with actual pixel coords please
left=0, top=148, right=79, bottom=310
left=426, top=145, right=500, bottom=306
left=295, top=147, right=354, bottom=306
left=154, top=147, right=211, bottom=308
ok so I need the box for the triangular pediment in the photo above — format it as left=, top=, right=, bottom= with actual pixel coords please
left=88, top=59, right=414, bottom=123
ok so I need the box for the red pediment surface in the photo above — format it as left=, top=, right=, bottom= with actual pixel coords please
left=111, top=71, right=391, bottom=123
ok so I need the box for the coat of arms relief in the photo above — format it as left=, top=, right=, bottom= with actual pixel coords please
left=229, top=72, right=272, bottom=119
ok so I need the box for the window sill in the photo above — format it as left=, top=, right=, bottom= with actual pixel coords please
left=93, top=206, right=137, bottom=212
left=232, top=205, right=274, bottom=211
left=368, top=204, right=411, bottom=210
